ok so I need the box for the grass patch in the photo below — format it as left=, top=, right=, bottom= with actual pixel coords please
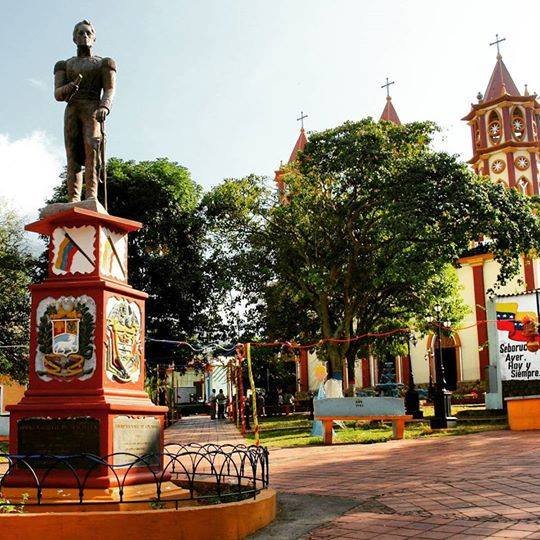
left=421, top=404, right=486, bottom=417
left=246, top=408, right=507, bottom=448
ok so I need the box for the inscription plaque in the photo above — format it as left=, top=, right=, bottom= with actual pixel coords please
left=112, top=415, right=161, bottom=466
left=17, top=417, right=100, bottom=468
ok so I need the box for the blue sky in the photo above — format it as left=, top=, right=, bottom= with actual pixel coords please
left=2, top=0, right=540, bottom=217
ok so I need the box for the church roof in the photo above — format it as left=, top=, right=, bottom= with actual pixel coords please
left=483, top=55, right=520, bottom=101
left=288, top=128, right=308, bottom=163
left=379, top=96, right=401, bottom=124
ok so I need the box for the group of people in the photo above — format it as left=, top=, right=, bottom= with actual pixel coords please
left=208, top=389, right=228, bottom=420
left=208, top=387, right=303, bottom=421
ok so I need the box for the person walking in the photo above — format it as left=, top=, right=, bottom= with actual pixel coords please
left=256, top=391, right=266, bottom=417
left=277, top=389, right=284, bottom=415
left=216, top=389, right=227, bottom=419
left=209, top=389, right=217, bottom=420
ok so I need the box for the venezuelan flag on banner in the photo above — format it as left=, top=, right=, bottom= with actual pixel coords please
left=496, top=302, right=537, bottom=342
left=496, top=302, right=518, bottom=333
left=55, top=236, right=78, bottom=271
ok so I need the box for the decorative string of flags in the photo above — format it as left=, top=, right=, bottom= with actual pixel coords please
left=0, top=317, right=515, bottom=351
left=146, top=338, right=238, bottom=354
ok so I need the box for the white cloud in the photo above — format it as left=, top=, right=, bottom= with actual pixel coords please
left=27, top=78, right=46, bottom=90
left=0, top=132, right=63, bottom=220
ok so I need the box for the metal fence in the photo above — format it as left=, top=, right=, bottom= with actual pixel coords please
left=0, top=443, right=269, bottom=509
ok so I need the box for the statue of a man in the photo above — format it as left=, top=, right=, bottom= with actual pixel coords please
left=54, top=20, right=116, bottom=203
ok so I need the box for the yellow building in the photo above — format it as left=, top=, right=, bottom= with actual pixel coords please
left=0, top=375, right=25, bottom=414
left=0, top=374, right=26, bottom=438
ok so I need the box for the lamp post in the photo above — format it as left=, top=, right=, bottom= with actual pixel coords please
left=427, top=305, right=457, bottom=429
left=404, top=332, right=423, bottom=419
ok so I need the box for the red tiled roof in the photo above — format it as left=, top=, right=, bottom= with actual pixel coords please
left=288, top=128, right=308, bottom=163
left=379, top=97, right=401, bottom=124
left=484, top=56, right=520, bottom=101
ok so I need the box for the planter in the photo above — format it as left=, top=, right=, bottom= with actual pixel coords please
left=506, top=395, right=540, bottom=430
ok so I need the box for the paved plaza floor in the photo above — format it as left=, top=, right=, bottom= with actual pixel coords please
left=164, top=414, right=245, bottom=445
left=165, top=416, right=540, bottom=539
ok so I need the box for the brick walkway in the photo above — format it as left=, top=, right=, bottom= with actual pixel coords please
left=269, top=430, right=540, bottom=539
left=165, top=419, right=540, bottom=538
left=164, top=414, right=245, bottom=445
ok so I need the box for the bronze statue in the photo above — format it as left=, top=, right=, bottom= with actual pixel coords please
left=54, top=20, right=116, bottom=204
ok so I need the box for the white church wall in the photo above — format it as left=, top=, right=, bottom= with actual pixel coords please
left=410, top=337, right=430, bottom=384
left=456, top=264, right=481, bottom=381
left=483, top=258, right=525, bottom=297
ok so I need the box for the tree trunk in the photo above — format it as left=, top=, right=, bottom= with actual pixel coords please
left=326, top=343, right=346, bottom=395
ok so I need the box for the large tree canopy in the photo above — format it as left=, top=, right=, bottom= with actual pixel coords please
left=204, top=119, right=540, bottom=375
left=0, top=206, right=33, bottom=383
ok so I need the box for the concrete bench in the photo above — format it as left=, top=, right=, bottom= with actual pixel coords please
left=313, top=396, right=411, bottom=445
left=316, top=414, right=413, bottom=445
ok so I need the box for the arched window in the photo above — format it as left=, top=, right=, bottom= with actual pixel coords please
left=488, top=110, right=502, bottom=144
left=512, top=107, right=526, bottom=141
left=518, top=176, right=531, bottom=196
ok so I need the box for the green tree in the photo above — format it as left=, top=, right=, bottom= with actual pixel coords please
left=202, top=175, right=275, bottom=342
left=46, top=158, right=209, bottom=367
left=204, top=119, right=540, bottom=380
left=0, top=205, right=34, bottom=383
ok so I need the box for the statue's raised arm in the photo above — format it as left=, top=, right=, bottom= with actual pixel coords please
left=53, top=20, right=117, bottom=208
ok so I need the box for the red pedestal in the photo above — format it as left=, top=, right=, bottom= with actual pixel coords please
left=7, top=208, right=168, bottom=488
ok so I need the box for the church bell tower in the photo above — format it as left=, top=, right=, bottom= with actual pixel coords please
left=463, top=35, right=540, bottom=195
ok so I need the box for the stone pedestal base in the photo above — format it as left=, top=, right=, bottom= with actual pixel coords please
left=1, top=481, right=190, bottom=512
left=6, top=392, right=168, bottom=488
left=39, top=199, right=108, bottom=218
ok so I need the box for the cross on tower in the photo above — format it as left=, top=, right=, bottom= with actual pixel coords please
left=297, top=111, right=308, bottom=129
left=489, top=33, right=506, bottom=56
left=381, top=77, right=395, bottom=98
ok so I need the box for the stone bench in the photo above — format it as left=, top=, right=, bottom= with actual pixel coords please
left=313, top=396, right=411, bottom=445
left=316, top=414, right=413, bottom=445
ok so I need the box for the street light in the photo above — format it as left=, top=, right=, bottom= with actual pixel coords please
left=428, top=306, right=457, bottom=429
left=404, top=332, right=423, bottom=419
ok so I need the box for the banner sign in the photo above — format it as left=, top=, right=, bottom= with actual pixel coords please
left=496, top=293, right=540, bottom=381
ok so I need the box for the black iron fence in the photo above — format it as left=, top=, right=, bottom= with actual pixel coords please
left=0, top=443, right=269, bottom=509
